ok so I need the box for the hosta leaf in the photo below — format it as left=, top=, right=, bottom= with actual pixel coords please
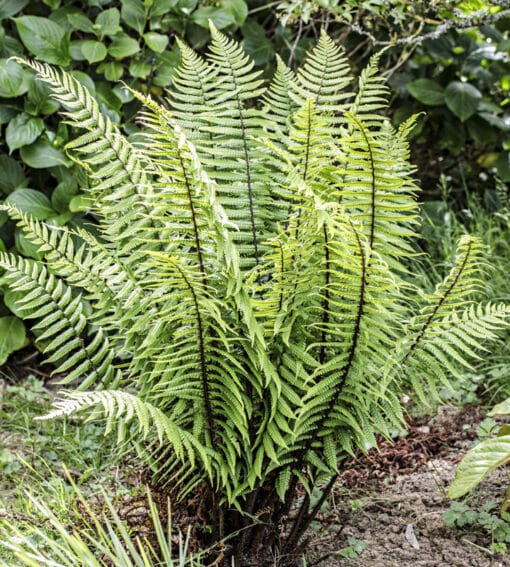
left=20, top=138, right=68, bottom=169
left=0, top=59, right=31, bottom=98
left=6, top=189, right=54, bottom=219
left=144, top=32, right=169, bottom=53
left=0, top=155, right=26, bottom=195
left=449, top=435, right=510, bottom=498
left=0, top=0, right=29, bottom=19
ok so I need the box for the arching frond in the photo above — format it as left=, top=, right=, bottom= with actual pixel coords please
left=0, top=253, right=119, bottom=388
left=36, top=390, right=206, bottom=468
left=18, top=59, right=157, bottom=258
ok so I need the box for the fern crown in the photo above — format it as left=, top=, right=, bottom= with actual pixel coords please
left=2, top=26, right=508, bottom=506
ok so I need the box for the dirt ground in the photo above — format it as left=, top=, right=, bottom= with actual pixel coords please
left=305, top=406, right=509, bottom=566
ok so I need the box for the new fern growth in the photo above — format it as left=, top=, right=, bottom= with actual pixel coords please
left=3, top=26, right=509, bottom=565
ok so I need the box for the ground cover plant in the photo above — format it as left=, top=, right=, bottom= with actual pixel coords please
left=0, top=26, right=509, bottom=565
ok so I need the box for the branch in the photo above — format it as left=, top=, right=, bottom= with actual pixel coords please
left=349, top=3, right=510, bottom=48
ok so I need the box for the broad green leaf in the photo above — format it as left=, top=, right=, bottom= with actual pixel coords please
left=108, top=35, right=140, bottom=58
left=144, top=32, right=169, bottom=53
left=0, top=59, right=31, bottom=98
left=67, top=13, right=95, bottom=34
left=242, top=21, right=274, bottom=67
left=26, top=77, right=60, bottom=115
left=192, top=0, right=248, bottom=29
left=406, top=79, right=445, bottom=106
left=121, top=0, right=146, bottom=34
left=0, top=0, right=29, bottom=19
left=69, top=194, right=92, bottom=212
left=14, top=228, right=44, bottom=260
left=81, top=40, right=108, bottom=63
left=449, top=435, right=510, bottom=498
left=5, top=188, right=54, bottom=219
left=489, top=397, right=510, bottom=416
left=0, top=317, right=26, bottom=365
left=51, top=179, right=78, bottom=212
left=129, top=59, right=152, bottom=78
left=5, top=113, right=44, bottom=152
left=96, top=8, right=121, bottom=37
left=496, top=151, right=510, bottom=182
left=98, top=61, right=124, bottom=81
left=0, top=155, right=26, bottom=195
left=15, top=16, right=71, bottom=65
left=4, top=290, right=28, bottom=318
left=445, top=81, right=482, bottom=121
left=0, top=106, right=17, bottom=125
left=20, top=139, right=68, bottom=169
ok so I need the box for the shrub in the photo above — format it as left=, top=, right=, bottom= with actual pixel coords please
left=1, top=26, right=508, bottom=565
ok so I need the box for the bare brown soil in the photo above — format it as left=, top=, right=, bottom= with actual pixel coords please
left=304, top=405, right=510, bottom=567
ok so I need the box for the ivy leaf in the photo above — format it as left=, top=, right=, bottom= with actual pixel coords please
left=449, top=435, right=510, bottom=498
left=20, top=138, right=69, bottom=169
left=0, top=59, right=31, bottom=98
left=6, top=113, right=44, bottom=152
left=445, top=81, right=482, bottom=121
left=96, top=8, right=121, bottom=37
left=15, top=16, right=71, bottom=65
left=144, top=32, right=169, bottom=53
left=5, top=188, right=55, bottom=219
left=0, top=317, right=26, bottom=366
left=81, top=40, right=108, bottom=63
left=0, top=155, right=26, bottom=195
left=406, top=79, right=445, bottom=106
left=108, top=35, right=140, bottom=59
left=0, top=0, right=29, bottom=19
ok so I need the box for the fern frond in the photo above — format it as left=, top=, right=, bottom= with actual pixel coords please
left=333, top=112, right=420, bottom=265
left=36, top=390, right=206, bottom=468
left=0, top=253, right=119, bottom=388
left=18, top=59, right=157, bottom=256
left=1, top=205, right=143, bottom=326
left=350, top=53, right=389, bottom=128
left=292, top=30, right=354, bottom=131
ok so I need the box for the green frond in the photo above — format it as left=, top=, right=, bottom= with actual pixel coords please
left=262, top=55, right=298, bottom=136
left=0, top=253, right=119, bottom=388
left=1, top=204, right=143, bottom=325
left=18, top=59, right=157, bottom=257
left=292, top=30, right=354, bottom=129
left=333, top=112, right=420, bottom=265
left=36, top=390, right=205, bottom=468
left=350, top=52, right=389, bottom=127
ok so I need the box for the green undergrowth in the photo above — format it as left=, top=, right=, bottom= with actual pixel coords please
left=415, top=176, right=510, bottom=403
left=0, top=374, right=142, bottom=564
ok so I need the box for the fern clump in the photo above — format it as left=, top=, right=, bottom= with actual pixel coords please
left=2, top=26, right=508, bottom=565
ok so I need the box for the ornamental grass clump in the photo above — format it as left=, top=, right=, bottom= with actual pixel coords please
left=1, top=25, right=508, bottom=565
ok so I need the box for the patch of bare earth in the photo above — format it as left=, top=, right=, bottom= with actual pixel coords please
left=304, top=405, right=510, bottom=566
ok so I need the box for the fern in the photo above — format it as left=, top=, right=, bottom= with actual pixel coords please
left=5, top=34, right=509, bottom=565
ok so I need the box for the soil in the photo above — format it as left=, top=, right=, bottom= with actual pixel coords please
left=304, top=405, right=510, bottom=567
